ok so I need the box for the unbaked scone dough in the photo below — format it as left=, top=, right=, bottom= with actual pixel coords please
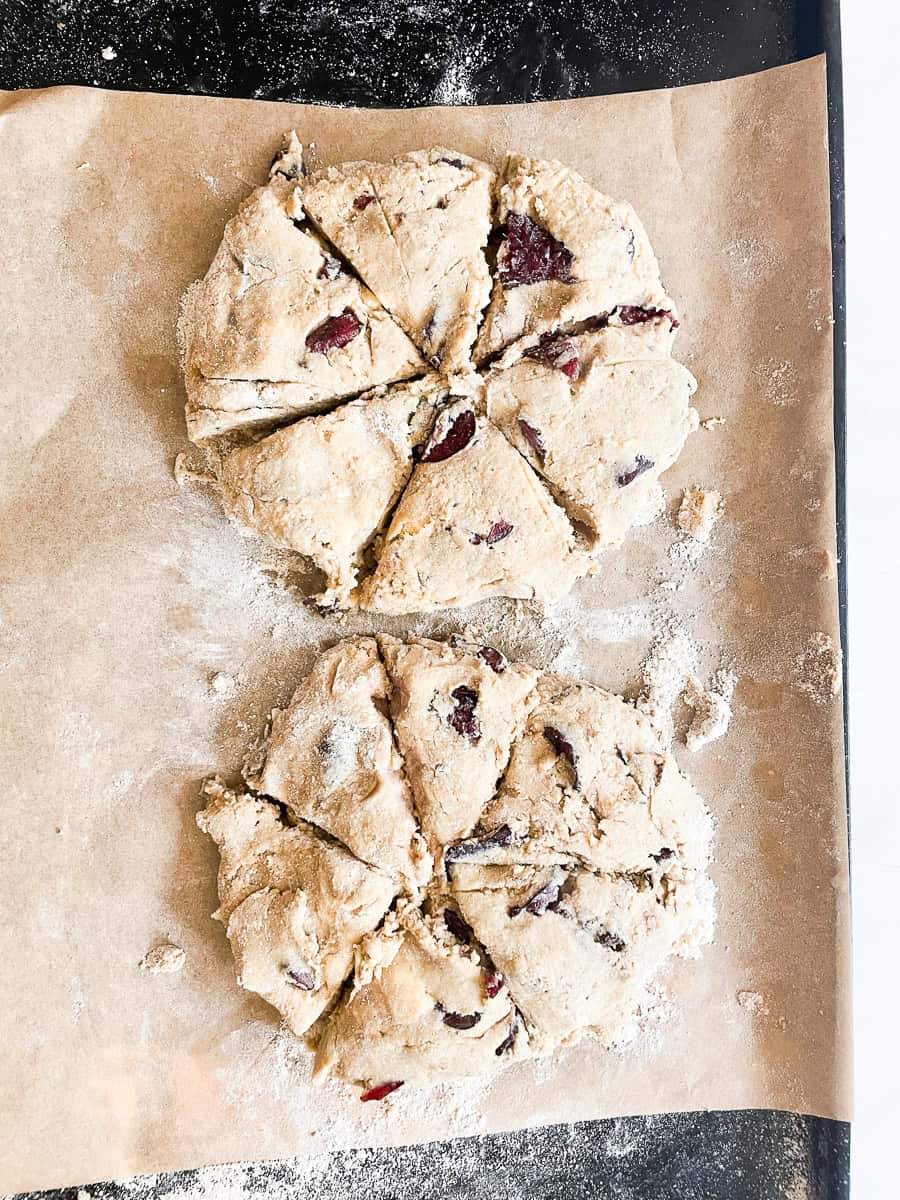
left=486, top=323, right=699, bottom=548
left=474, top=153, right=673, bottom=361
left=199, top=637, right=715, bottom=1097
left=216, top=376, right=443, bottom=606
left=183, top=139, right=700, bottom=613
left=358, top=399, right=589, bottom=613
left=302, top=149, right=495, bottom=373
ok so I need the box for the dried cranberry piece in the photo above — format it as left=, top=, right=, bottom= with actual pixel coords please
left=543, top=726, right=579, bottom=788
left=361, top=1081, right=404, bottom=1102
left=595, top=929, right=626, bottom=952
left=616, top=455, right=654, bottom=487
left=510, top=879, right=561, bottom=918
left=317, top=255, right=343, bottom=281
left=445, top=824, right=514, bottom=863
left=443, top=1010, right=481, bottom=1030
left=354, top=193, right=376, bottom=210
left=471, top=519, right=514, bottom=547
left=448, top=685, right=481, bottom=742
left=616, top=305, right=678, bottom=329
left=525, top=335, right=579, bottom=380
left=444, top=908, right=474, bottom=944
left=518, top=419, right=546, bottom=461
left=438, top=156, right=466, bottom=169
left=422, top=409, right=477, bottom=462
left=484, top=972, right=504, bottom=998
left=652, top=847, right=675, bottom=863
left=479, top=646, right=507, bottom=674
left=284, top=967, right=315, bottom=990
left=305, top=309, right=362, bottom=355
left=495, top=1016, right=519, bottom=1056
left=498, top=213, right=574, bottom=288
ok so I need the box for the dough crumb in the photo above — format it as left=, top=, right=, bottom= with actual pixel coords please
left=677, top=486, right=723, bottom=544
left=737, top=989, right=768, bottom=1015
left=638, top=628, right=698, bottom=746
left=100, top=46, right=117, bottom=61
left=793, top=632, right=842, bottom=703
left=684, top=669, right=737, bottom=751
left=700, top=415, right=727, bottom=429
left=140, top=942, right=186, bottom=975
left=208, top=671, right=236, bottom=698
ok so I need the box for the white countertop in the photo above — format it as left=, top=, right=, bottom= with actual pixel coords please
left=843, top=5, right=899, bottom=1194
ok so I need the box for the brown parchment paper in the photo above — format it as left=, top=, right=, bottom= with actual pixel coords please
left=0, top=57, right=850, bottom=1194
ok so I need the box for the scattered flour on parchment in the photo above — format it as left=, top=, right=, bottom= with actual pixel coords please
left=793, top=632, right=842, bottom=703
left=683, top=668, right=737, bottom=752
left=639, top=629, right=736, bottom=752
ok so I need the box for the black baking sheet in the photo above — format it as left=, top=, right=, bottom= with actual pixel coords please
left=0, top=2, right=848, bottom=1197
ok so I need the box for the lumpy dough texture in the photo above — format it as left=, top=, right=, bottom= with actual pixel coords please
left=198, top=637, right=716, bottom=1096
left=182, top=138, right=698, bottom=614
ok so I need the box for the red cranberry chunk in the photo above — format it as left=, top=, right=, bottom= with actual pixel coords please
left=471, top=519, right=514, bottom=546
left=361, top=1081, right=404, bottom=1102
left=284, top=966, right=315, bottom=990
left=518, top=419, right=546, bottom=461
left=616, top=455, right=654, bottom=487
left=306, top=309, right=362, bottom=355
left=499, top=213, right=574, bottom=288
left=444, top=908, right=474, bottom=944
left=438, top=156, right=466, bottom=169
left=442, top=1010, right=481, bottom=1030
left=448, top=685, right=481, bottom=742
left=616, top=305, right=677, bottom=329
left=478, top=645, right=507, bottom=673
left=544, top=725, right=580, bottom=789
left=423, top=409, right=477, bottom=462
left=495, top=1016, right=519, bottom=1056
left=484, top=972, right=504, bottom=998
left=595, top=928, right=626, bottom=952
left=354, top=193, right=376, bottom=210
left=652, top=847, right=675, bottom=863
left=510, top=879, right=561, bottom=918
left=525, top=335, right=579, bottom=380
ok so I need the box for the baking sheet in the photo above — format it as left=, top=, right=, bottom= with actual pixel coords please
left=0, top=57, right=850, bottom=1194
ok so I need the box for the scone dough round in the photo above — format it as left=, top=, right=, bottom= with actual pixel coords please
left=183, top=138, right=698, bottom=613
left=198, top=636, right=715, bottom=1095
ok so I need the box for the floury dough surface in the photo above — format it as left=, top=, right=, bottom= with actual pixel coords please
left=181, top=138, right=698, bottom=614
left=198, top=636, right=715, bottom=1095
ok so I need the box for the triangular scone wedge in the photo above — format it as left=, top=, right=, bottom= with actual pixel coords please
left=474, top=153, right=673, bottom=361
left=378, top=635, right=539, bottom=858
left=313, top=902, right=526, bottom=1089
left=248, top=637, right=432, bottom=887
left=302, top=149, right=495, bottom=373
left=216, top=376, right=445, bottom=607
left=358, top=399, right=588, bottom=614
left=196, top=780, right=397, bottom=1037
left=446, top=674, right=713, bottom=875
left=184, top=169, right=423, bottom=441
left=486, top=326, right=698, bottom=549
left=451, top=863, right=714, bottom=1052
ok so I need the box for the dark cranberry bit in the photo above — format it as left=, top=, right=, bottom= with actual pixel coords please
left=616, top=305, right=678, bottom=329
left=616, top=455, right=654, bottom=487
left=443, top=1010, right=481, bottom=1030
left=445, top=823, right=514, bottom=863
left=479, top=646, right=507, bottom=674
left=495, top=1016, right=519, bottom=1056
left=510, top=879, right=561, bottom=918
left=317, top=255, right=343, bottom=281
left=444, top=908, right=474, bottom=944
left=498, top=213, right=574, bottom=288
left=543, top=726, right=579, bottom=788
left=471, top=519, right=514, bottom=547
left=354, top=193, right=376, bottom=210
left=306, top=309, right=362, bottom=355
left=652, top=847, right=675, bottom=863
left=518, top=419, right=546, bottom=461
left=595, top=929, right=626, bottom=952
left=448, top=685, right=481, bottom=742
left=271, top=151, right=301, bottom=180
left=484, top=972, right=504, bottom=998
left=438, top=156, right=466, bottom=169
left=284, top=967, right=315, bottom=990
left=525, top=335, right=580, bottom=380
left=422, top=409, right=477, bottom=463
left=361, top=1080, right=404, bottom=1102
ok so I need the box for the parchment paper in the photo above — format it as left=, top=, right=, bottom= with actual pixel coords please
left=0, top=57, right=850, bottom=1194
